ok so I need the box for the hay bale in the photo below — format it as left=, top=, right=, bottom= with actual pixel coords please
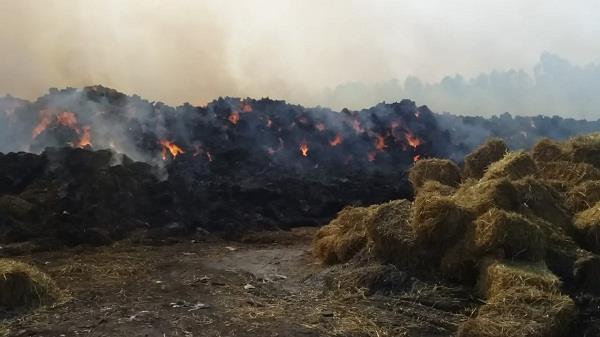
left=573, top=202, right=600, bottom=254
left=565, top=180, right=600, bottom=213
left=415, top=180, right=456, bottom=197
left=477, top=259, right=560, bottom=299
left=472, top=209, right=545, bottom=261
left=453, top=177, right=519, bottom=215
left=408, top=158, right=461, bottom=191
left=566, top=133, right=600, bottom=168
left=365, top=199, right=416, bottom=265
left=458, top=259, right=575, bottom=337
left=531, top=138, right=565, bottom=162
left=411, top=194, right=473, bottom=249
left=463, top=138, right=509, bottom=179
left=313, top=205, right=379, bottom=265
left=512, top=177, right=572, bottom=230
left=0, top=259, right=61, bottom=310
left=482, top=151, right=538, bottom=181
left=458, top=287, right=575, bottom=337
left=536, top=161, right=600, bottom=185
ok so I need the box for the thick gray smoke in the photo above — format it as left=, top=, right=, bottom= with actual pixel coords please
left=318, top=53, right=600, bottom=119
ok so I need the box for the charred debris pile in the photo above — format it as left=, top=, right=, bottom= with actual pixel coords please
left=0, top=86, right=598, bottom=251
left=314, top=134, right=600, bottom=337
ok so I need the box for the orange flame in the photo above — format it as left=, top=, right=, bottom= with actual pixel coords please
left=228, top=111, right=240, bottom=124
left=76, top=126, right=92, bottom=148
left=160, top=140, right=184, bottom=160
left=374, top=134, right=387, bottom=151
left=56, top=111, right=78, bottom=128
left=329, top=134, right=342, bottom=147
left=299, top=142, right=309, bottom=157
left=413, top=155, right=421, bottom=162
left=405, top=131, right=421, bottom=149
left=32, top=109, right=52, bottom=139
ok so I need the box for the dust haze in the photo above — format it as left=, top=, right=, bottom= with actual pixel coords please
left=1, top=0, right=600, bottom=118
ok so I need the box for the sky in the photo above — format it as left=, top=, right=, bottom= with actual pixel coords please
left=1, top=0, right=600, bottom=117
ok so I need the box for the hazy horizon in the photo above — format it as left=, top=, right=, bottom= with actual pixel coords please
left=1, top=1, right=600, bottom=118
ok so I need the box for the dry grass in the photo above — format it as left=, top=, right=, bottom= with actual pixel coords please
left=0, top=259, right=62, bottom=311
left=365, top=199, right=415, bottom=265
left=457, top=288, right=575, bottom=337
left=482, top=151, right=537, bottom=181
left=537, top=161, right=600, bottom=185
left=531, top=138, right=565, bottom=162
left=416, top=180, right=457, bottom=197
left=463, top=138, right=508, bottom=179
left=408, top=158, right=462, bottom=191
left=476, top=259, right=560, bottom=299
left=313, top=205, right=380, bottom=265
left=565, top=180, right=600, bottom=213
left=458, top=259, right=575, bottom=337
left=453, top=177, right=519, bottom=215
left=471, top=208, right=545, bottom=261
left=411, top=194, right=473, bottom=249
left=512, top=177, right=572, bottom=229
left=573, top=202, right=600, bottom=253
left=566, top=133, right=600, bottom=168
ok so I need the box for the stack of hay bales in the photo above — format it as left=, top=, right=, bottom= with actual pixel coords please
left=313, top=132, right=600, bottom=336
left=0, top=259, right=62, bottom=311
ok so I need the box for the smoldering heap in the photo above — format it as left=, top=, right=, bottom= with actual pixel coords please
left=314, top=133, right=600, bottom=337
left=0, top=86, right=598, bottom=251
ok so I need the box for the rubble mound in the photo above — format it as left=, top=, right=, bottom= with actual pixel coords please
left=0, top=259, right=62, bottom=312
left=313, top=132, right=600, bottom=336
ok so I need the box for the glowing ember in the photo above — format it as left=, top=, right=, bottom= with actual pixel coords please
left=299, top=142, right=309, bottom=157
left=228, top=111, right=240, bottom=124
left=56, top=111, right=78, bottom=128
left=413, top=154, right=421, bottom=162
left=32, top=109, right=52, bottom=139
left=329, top=134, right=342, bottom=146
left=240, top=102, right=253, bottom=113
left=76, top=126, right=92, bottom=148
left=160, top=140, right=184, bottom=160
left=315, top=123, right=326, bottom=132
left=405, top=131, right=421, bottom=149
left=374, top=134, right=387, bottom=151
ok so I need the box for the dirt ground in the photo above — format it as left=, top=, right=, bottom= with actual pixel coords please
left=1, top=228, right=475, bottom=337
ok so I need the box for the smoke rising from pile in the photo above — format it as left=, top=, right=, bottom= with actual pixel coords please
left=1, top=1, right=600, bottom=118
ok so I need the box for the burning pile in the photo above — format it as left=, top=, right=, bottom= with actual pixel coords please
left=0, top=86, right=598, bottom=251
left=313, top=133, right=600, bottom=336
